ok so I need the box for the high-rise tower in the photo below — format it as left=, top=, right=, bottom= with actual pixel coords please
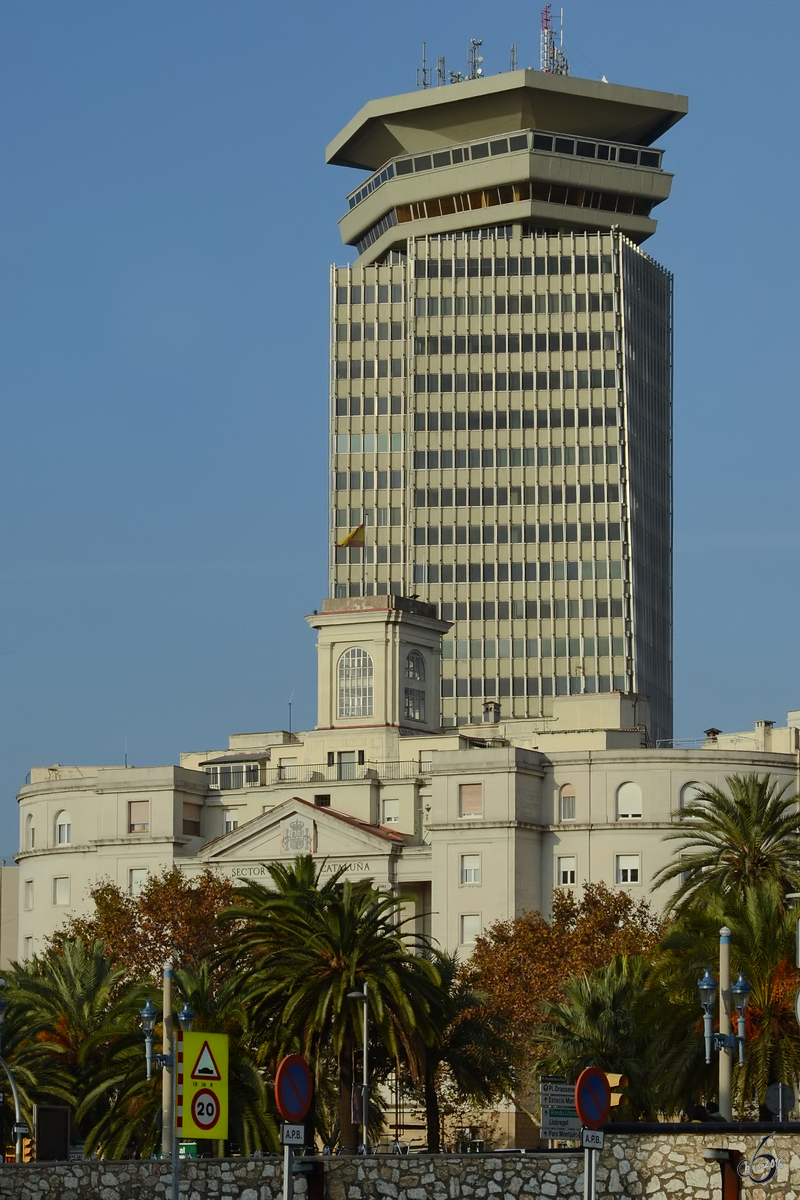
left=326, top=69, right=687, bottom=744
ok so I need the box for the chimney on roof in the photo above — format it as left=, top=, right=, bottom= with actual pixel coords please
left=483, top=702, right=500, bottom=724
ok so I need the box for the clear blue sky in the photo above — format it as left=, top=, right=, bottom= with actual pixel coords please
left=1, top=1, right=798, bottom=859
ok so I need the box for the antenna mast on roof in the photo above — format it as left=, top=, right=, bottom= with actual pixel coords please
left=467, top=38, right=484, bottom=80
left=540, top=5, right=570, bottom=75
left=437, top=55, right=446, bottom=86
left=417, top=42, right=432, bottom=89
left=510, top=44, right=518, bottom=71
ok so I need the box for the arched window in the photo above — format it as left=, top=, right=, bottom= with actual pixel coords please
left=55, top=811, right=72, bottom=845
left=338, top=647, right=374, bottom=718
left=680, top=782, right=705, bottom=809
left=405, top=651, right=426, bottom=682
left=26, top=814, right=35, bottom=850
left=559, top=785, right=576, bottom=822
left=616, top=782, right=642, bottom=820
left=679, top=782, right=705, bottom=819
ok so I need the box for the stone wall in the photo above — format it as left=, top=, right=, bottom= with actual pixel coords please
left=597, top=1131, right=799, bottom=1200
left=327, top=1150, right=581, bottom=1200
left=0, top=1130, right=798, bottom=1200
left=0, top=1156, right=283, bottom=1199
left=327, top=1132, right=800, bottom=1200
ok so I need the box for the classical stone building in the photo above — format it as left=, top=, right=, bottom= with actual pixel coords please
left=14, top=594, right=800, bottom=967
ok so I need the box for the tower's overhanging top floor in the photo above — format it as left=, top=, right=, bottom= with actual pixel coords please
left=326, top=69, right=688, bottom=172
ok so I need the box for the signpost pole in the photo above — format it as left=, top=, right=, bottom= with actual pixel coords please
left=162, top=961, right=174, bottom=1162
left=283, top=1141, right=293, bottom=1200
left=172, top=1053, right=180, bottom=1200
left=583, top=1148, right=591, bottom=1200
left=718, top=926, right=733, bottom=1121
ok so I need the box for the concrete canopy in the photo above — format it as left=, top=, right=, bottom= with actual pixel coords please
left=326, top=69, right=688, bottom=172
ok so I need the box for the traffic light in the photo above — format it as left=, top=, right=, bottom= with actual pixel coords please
left=604, top=1073, right=629, bottom=1108
left=22, top=1137, right=35, bottom=1162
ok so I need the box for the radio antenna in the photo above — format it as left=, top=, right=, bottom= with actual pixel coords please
left=540, top=5, right=569, bottom=74
left=417, top=42, right=432, bottom=89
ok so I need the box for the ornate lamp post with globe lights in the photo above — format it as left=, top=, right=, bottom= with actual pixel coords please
left=140, top=994, right=195, bottom=1199
left=697, top=929, right=752, bottom=1120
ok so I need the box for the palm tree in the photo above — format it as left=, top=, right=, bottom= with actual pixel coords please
left=415, top=953, right=517, bottom=1152
left=174, top=961, right=278, bottom=1154
left=221, top=856, right=441, bottom=1152
left=654, top=882, right=800, bottom=1116
left=653, top=773, right=800, bottom=912
left=2, top=938, right=149, bottom=1147
left=532, top=955, right=662, bottom=1118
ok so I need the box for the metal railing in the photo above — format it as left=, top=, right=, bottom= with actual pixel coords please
left=262, top=761, right=429, bottom=785
left=206, top=761, right=433, bottom=790
left=346, top=126, right=664, bottom=213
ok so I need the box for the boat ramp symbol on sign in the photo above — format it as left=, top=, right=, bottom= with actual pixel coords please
left=191, top=1040, right=222, bottom=1081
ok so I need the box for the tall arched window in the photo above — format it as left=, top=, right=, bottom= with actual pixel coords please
left=55, top=811, right=72, bottom=845
left=338, top=647, right=374, bottom=718
left=559, top=785, right=576, bottom=822
left=26, top=813, right=35, bottom=849
left=679, top=782, right=705, bottom=819
left=405, top=651, right=426, bottom=681
left=680, top=782, right=705, bottom=809
left=616, top=783, right=642, bottom=820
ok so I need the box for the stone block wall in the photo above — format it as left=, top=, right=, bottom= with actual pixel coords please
left=327, top=1151, right=581, bottom=1200
left=0, top=1156, right=283, bottom=1199
left=0, top=1130, right=797, bottom=1200
left=597, top=1131, right=800, bottom=1200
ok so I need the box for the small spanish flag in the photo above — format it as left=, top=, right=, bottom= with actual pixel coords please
left=336, top=523, right=365, bottom=548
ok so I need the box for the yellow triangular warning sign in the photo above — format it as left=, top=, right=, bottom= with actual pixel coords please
left=191, top=1039, right=222, bottom=1081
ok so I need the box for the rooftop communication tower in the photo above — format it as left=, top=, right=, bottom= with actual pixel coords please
left=540, top=6, right=569, bottom=75
left=467, top=38, right=484, bottom=80
left=417, top=42, right=431, bottom=89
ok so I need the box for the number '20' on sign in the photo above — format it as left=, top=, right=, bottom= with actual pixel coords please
left=192, top=1090, right=220, bottom=1131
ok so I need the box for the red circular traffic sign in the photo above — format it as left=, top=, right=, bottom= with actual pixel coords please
left=574, top=1068, right=610, bottom=1129
left=191, top=1088, right=221, bottom=1131
left=275, top=1054, right=313, bottom=1122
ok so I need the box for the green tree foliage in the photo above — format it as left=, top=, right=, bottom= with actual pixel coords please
left=413, top=953, right=517, bottom=1152
left=221, top=857, right=441, bottom=1152
left=653, top=882, right=800, bottom=1116
left=1, top=938, right=149, bottom=1146
left=653, top=773, right=800, bottom=912
left=467, top=883, right=665, bottom=1068
left=533, top=955, right=661, bottom=1118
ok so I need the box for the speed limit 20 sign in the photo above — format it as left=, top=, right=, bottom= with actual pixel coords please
left=178, top=1032, right=229, bottom=1139
left=191, top=1089, right=221, bottom=1130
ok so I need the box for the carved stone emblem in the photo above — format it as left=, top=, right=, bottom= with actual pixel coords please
left=281, top=816, right=314, bottom=853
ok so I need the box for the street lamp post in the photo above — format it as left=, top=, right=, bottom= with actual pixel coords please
left=347, top=982, right=370, bottom=1154
left=0, top=986, right=25, bottom=1163
left=697, top=931, right=752, bottom=1121
left=140, top=996, right=195, bottom=1200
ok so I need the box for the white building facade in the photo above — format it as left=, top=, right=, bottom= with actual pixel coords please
left=14, top=595, right=800, bottom=966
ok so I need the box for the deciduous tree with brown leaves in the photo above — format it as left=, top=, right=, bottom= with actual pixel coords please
left=57, top=868, right=237, bottom=981
left=467, top=882, right=666, bottom=1051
